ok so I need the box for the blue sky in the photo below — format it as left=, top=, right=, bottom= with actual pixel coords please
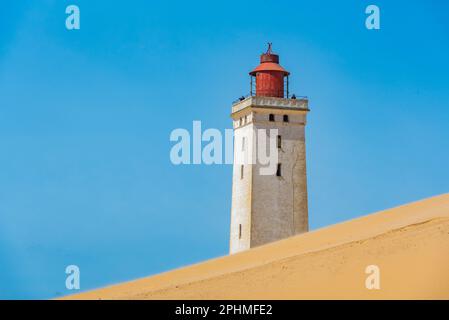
left=0, top=0, right=448, bottom=299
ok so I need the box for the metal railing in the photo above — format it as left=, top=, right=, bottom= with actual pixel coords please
left=232, top=93, right=308, bottom=105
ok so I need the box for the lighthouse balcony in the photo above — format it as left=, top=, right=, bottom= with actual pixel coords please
left=232, top=95, right=309, bottom=115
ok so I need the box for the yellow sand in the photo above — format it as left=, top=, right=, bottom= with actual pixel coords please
left=66, top=193, right=449, bottom=300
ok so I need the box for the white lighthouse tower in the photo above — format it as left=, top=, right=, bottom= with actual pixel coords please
left=229, top=44, right=310, bottom=254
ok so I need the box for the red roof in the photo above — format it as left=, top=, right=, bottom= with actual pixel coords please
left=250, top=62, right=290, bottom=76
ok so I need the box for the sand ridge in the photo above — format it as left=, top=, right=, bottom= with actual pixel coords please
left=65, top=193, right=449, bottom=300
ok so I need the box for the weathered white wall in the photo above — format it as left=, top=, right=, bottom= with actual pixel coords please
left=229, top=121, right=253, bottom=253
left=230, top=97, right=309, bottom=254
left=251, top=112, right=308, bottom=248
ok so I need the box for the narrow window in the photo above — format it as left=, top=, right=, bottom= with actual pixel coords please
left=239, top=118, right=243, bottom=126
left=244, top=115, right=247, bottom=124
left=283, top=115, right=289, bottom=123
left=240, top=165, right=244, bottom=179
left=276, top=163, right=282, bottom=177
left=269, top=114, right=275, bottom=122
left=277, top=135, right=281, bottom=149
left=239, top=224, right=242, bottom=239
left=242, top=137, right=245, bottom=151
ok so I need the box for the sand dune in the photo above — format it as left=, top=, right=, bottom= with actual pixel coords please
left=66, top=193, right=449, bottom=299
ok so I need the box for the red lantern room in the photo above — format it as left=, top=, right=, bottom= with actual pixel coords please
left=249, top=43, right=290, bottom=98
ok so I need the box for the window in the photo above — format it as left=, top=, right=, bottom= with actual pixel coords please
left=277, top=135, right=281, bottom=149
left=244, top=115, right=247, bottom=124
left=239, top=224, right=242, bottom=239
left=242, top=137, right=245, bottom=151
left=269, top=114, right=275, bottom=122
left=283, top=115, right=289, bottom=123
left=240, top=165, right=244, bottom=179
left=239, top=118, right=243, bottom=126
left=276, top=163, right=282, bottom=177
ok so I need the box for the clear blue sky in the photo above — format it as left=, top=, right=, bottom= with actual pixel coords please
left=1, top=0, right=448, bottom=299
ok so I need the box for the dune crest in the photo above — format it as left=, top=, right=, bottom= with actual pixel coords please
left=66, top=193, right=449, bottom=300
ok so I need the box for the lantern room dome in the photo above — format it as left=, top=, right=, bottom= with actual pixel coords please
left=249, top=44, right=290, bottom=76
left=250, top=62, right=290, bottom=76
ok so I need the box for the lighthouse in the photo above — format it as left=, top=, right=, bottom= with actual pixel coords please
left=229, top=44, right=310, bottom=254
